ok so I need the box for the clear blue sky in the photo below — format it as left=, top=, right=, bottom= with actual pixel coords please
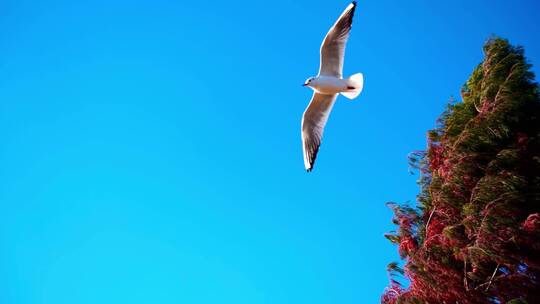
left=1, top=1, right=539, bottom=303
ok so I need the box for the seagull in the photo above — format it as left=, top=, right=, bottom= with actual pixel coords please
left=301, top=1, right=363, bottom=172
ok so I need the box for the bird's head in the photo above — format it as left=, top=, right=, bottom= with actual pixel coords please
left=302, top=77, right=316, bottom=87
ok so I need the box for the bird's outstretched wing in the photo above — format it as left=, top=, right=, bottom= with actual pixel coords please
left=318, top=1, right=357, bottom=77
left=301, top=93, right=338, bottom=171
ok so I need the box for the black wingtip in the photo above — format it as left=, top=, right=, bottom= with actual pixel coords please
left=352, top=1, right=357, bottom=6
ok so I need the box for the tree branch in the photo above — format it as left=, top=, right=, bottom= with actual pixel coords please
left=484, top=264, right=500, bottom=292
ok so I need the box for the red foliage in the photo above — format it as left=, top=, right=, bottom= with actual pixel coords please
left=428, top=143, right=444, bottom=172
left=478, top=98, right=495, bottom=115
left=381, top=285, right=404, bottom=304
left=522, top=213, right=540, bottom=233
left=398, top=236, right=417, bottom=257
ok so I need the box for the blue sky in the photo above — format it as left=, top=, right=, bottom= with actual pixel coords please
left=1, top=1, right=539, bottom=303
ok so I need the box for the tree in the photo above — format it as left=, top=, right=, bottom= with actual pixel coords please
left=382, top=38, right=540, bottom=304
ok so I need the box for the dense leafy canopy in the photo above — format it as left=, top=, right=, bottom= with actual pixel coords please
left=382, top=38, right=540, bottom=304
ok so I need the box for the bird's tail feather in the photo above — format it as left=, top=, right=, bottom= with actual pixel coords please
left=341, top=73, right=363, bottom=99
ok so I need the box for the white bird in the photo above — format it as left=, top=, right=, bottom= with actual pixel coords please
left=301, top=1, right=363, bottom=172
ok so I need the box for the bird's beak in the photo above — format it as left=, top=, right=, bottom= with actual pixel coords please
left=302, top=83, right=308, bottom=87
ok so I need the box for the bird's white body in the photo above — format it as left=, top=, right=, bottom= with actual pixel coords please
left=310, top=76, right=349, bottom=94
left=307, top=74, right=364, bottom=97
